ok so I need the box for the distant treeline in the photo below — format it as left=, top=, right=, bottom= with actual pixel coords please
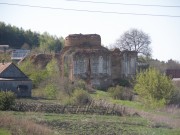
left=138, top=56, right=180, bottom=72
left=0, top=22, right=64, bottom=52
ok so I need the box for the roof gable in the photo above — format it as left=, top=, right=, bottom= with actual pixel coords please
left=0, top=62, right=11, bottom=74
left=0, top=62, right=28, bottom=78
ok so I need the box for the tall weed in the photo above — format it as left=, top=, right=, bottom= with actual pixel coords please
left=0, top=114, right=53, bottom=135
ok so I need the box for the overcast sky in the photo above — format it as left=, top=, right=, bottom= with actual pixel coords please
left=0, top=0, right=180, bottom=62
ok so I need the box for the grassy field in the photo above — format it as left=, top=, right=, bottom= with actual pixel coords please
left=0, top=81, right=179, bottom=135
left=0, top=111, right=180, bottom=135
left=91, top=90, right=180, bottom=128
left=91, top=90, right=144, bottom=109
left=0, top=128, right=11, bottom=135
left=0, top=112, right=53, bottom=135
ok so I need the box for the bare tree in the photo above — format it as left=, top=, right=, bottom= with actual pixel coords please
left=115, top=29, right=151, bottom=57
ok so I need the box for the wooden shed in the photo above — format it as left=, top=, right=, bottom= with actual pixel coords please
left=0, top=62, right=32, bottom=97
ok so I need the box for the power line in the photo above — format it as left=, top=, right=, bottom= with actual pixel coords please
left=66, top=0, right=180, bottom=8
left=0, top=2, right=180, bottom=18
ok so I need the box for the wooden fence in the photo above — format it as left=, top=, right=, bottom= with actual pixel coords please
left=12, top=100, right=131, bottom=116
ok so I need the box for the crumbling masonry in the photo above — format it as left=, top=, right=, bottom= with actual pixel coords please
left=60, top=34, right=137, bottom=89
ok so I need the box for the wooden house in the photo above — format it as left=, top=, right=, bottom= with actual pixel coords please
left=0, top=62, right=32, bottom=97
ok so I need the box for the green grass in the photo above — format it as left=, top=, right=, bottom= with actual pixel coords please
left=2, top=89, right=178, bottom=135
left=92, top=90, right=166, bottom=112
left=91, top=90, right=145, bottom=110
left=0, top=128, right=11, bottom=135
left=112, top=99, right=144, bottom=109
left=91, top=90, right=111, bottom=100
left=2, top=111, right=179, bottom=135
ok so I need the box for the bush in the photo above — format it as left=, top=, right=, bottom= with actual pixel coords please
left=45, top=84, right=57, bottom=99
left=72, top=88, right=92, bottom=105
left=108, top=85, right=133, bottom=101
left=74, top=79, right=86, bottom=90
left=0, top=91, right=15, bottom=110
left=60, top=79, right=90, bottom=105
left=112, top=79, right=130, bottom=87
left=46, top=58, right=59, bottom=76
left=19, top=58, right=48, bottom=88
left=134, top=68, right=174, bottom=108
left=64, top=79, right=87, bottom=96
left=170, top=80, right=180, bottom=105
left=169, top=87, right=180, bottom=105
left=30, top=70, right=48, bottom=87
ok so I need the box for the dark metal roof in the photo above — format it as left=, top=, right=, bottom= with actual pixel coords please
left=0, top=62, right=30, bottom=79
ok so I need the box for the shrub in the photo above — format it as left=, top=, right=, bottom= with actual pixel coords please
left=0, top=91, right=15, bottom=110
left=60, top=79, right=90, bottom=105
left=45, top=84, right=57, bottom=99
left=108, top=85, right=133, bottom=101
left=46, top=58, right=59, bottom=76
left=112, top=79, right=130, bottom=87
left=170, top=80, right=180, bottom=105
left=119, top=79, right=131, bottom=87
left=19, top=58, right=48, bottom=88
left=63, top=79, right=87, bottom=96
left=134, top=68, right=174, bottom=108
left=30, top=70, right=48, bottom=87
left=63, top=79, right=75, bottom=96
left=74, top=79, right=86, bottom=90
left=169, top=87, right=180, bottom=105
left=72, top=88, right=92, bottom=105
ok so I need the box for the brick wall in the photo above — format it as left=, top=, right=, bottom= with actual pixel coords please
left=65, top=34, right=101, bottom=46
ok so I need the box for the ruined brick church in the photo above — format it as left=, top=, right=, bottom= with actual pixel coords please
left=60, top=34, right=137, bottom=89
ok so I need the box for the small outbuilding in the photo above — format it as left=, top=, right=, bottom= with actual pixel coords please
left=0, top=62, right=32, bottom=97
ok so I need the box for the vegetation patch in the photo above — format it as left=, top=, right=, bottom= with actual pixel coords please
left=37, top=113, right=180, bottom=135
left=0, top=112, right=53, bottom=135
left=0, top=91, right=15, bottom=111
left=108, top=85, right=133, bottom=101
left=71, top=88, right=92, bottom=105
left=134, top=68, right=174, bottom=108
left=169, top=81, right=180, bottom=106
left=0, top=128, right=11, bottom=135
left=8, top=111, right=179, bottom=135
